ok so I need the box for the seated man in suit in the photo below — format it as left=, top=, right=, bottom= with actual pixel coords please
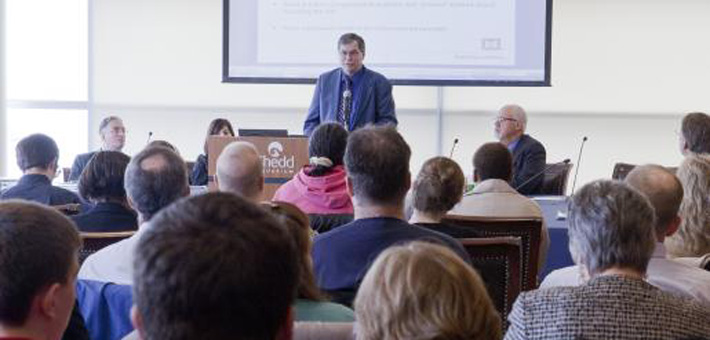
left=0, top=201, right=81, bottom=340
left=215, top=141, right=264, bottom=202
left=69, top=116, right=126, bottom=182
left=312, top=126, right=470, bottom=300
left=131, top=192, right=299, bottom=340
left=79, top=146, right=189, bottom=284
left=541, top=164, right=710, bottom=305
left=1, top=133, right=81, bottom=206
left=303, top=33, right=397, bottom=136
left=494, top=104, right=546, bottom=195
left=678, top=111, right=710, bottom=155
left=450, top=142, right=549, bottom=276
left=505, top=180, right=710, bottom=339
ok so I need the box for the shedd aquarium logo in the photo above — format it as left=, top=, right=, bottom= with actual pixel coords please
left=262, top=142, right=295, bottom=175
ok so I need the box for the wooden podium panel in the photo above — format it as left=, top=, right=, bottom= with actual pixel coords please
left=207, top=136, right=309, bottom=199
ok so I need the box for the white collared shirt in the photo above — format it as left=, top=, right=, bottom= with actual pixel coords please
left=541, top=243, right=710, bottom=306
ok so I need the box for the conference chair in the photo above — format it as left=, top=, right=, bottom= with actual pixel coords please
left=612, top=162, right=677, bottom=180
left=459, top=237, right=522, bottom=326
left=611, top=162, right=636, bottom=180
left=79, top=231, right=135, bottom=264
left=308, top=214, right=353, bottom=233
left=442, top=216, right=542, bottom=291
left=53, top=203, right=82, bottom=216
left=541, top=161, right=573, bottom=195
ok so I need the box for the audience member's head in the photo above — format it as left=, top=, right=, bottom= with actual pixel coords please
left=203, top=118, right=235, bottom=155
left=124, top=146, right=189, bottom=223
left=624, top=164, right=683, bottom=241
left=99, top=116, right=126, bottom=152
left=307, top=123, right=348, bottom=177
left=16, top=133, right=59, bottom=176
left=568, top=180, right=656, bottom=277
left=494, top=104, right=527, bottom=143
left=665, top=154, right=710, bottom=257
left=133, top=192, right=299, bottom=340
left=679, top=112, right=710, bottom=155
left=79, top=151, right=131, bottom=204
left=262, top=201, right=324, bottom=301
left=345, top=126, right=411, bottom=207
left=354, top=241, right=501, bottom=340
left=146, top=140, right=180, bottom=156
left=0, top=201, right=81, bottom=340
left=411, top=157, right=465, bottom=220
left=473, top=142, right=513, bottom=182
left=216, top=141, right=264, bottom=202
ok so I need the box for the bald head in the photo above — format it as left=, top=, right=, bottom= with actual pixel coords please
left=216, top=141, right=264, bottom=201
left=625, top=164, right=683, bottom=239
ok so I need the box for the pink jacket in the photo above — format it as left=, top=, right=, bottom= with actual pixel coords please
left=273, top=165, right=353, bottom=215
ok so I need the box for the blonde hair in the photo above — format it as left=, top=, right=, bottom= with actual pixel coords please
left=666, top=153, right=710, bottom=257
left=354, top=242, right=501, bottom=340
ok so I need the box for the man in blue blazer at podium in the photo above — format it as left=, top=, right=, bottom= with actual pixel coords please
left=304, top=33, right=397, bottom=136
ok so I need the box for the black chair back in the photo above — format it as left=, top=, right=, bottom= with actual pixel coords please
left=460, top=237, right=522, bottom=327
left=443, top=216, right=542, bottom=291
left=80, top=231, right=135, bottom=264
left=541, top=162, right=573, bottom=195
left=308, top=214, right=354, bottom=233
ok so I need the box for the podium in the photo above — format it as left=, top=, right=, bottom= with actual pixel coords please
left=207, top=135, right=309, bottom=199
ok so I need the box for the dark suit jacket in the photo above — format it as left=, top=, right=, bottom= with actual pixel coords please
left=510, top=134, right=546, bottom=195
left=0, top=174, right=81, bottom=206
left=69, top=151, right=97, bottom=182
left=71, top=202, right=138, bottom=232
left=312, top=217, right=470, bottom=292
left=303, top=66, right=397, bottom=135
left=189, top=154, right=208, bottom=186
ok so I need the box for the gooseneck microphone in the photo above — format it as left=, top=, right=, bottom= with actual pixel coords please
left=570, top=136, right=588, bottom=195
left=449, top=138, right=459, bottom=158
left=515, top=159, right=571, bottom=192
left=146, top=131, right=153, bottom=144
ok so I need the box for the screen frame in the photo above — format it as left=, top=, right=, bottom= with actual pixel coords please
left=222, top=0, right=552, bottom=87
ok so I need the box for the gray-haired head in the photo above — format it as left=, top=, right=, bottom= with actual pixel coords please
left=624, top=164, right=683, bottom=239
left=568, top=180, right=656, bottom=276
left=124, top=146, right=189, bottom=222
left=499, top=104, right=527, bottom=131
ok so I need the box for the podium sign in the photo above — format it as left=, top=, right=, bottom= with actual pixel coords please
left=207, top=135, right=309, bottom=199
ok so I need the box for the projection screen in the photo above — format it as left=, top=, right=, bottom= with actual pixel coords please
left=223, top=0, right=552, bottom=86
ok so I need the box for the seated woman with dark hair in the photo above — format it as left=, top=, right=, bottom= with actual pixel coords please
left=190, top=118, right=235, bottom=186
left=72, top=151, right=138, bottom=232
left=409, top=156, right=481, bottom=238
left=273, top=123, right=352, bottom=214
left=262, top=201, right=355, bottom=322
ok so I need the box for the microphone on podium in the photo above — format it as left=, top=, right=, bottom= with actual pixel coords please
left=146, top=131, right=153, bottom=144
left=514, top=158, right=571, bottom=192
left=570, top=136, right=588, bottom=195
left=449, top=138, right=459, bottom=158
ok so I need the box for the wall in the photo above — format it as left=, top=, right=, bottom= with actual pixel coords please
left=0, top=0, right=6, bottom=177
left=92, top=0, right=710, bottom=193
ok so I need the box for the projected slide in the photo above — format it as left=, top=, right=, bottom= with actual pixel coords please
left=225, top=0, right=550, bottom=85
